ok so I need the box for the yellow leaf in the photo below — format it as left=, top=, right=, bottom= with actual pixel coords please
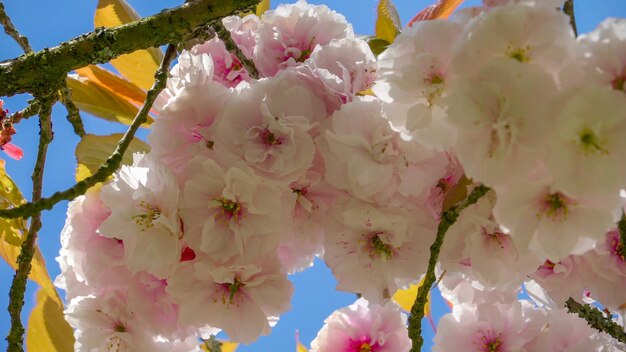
left=66, top=76, right=153, bottom=126
left=375, top=0, right=401, bottom=43
left=95, top=0, right=164, bottom=90
left=392, top=277, right=431, bottom=318
left=408, top=0, right=465, bottom=25
left=75, top=65, right=147, bottom=107
left=0, top=161, right=55, bottom=291
left=25, top=288, right=74, bottom=352
left=221, top=342, right=239, bottom=352
left=256, top=0, right=270, bottom=16
left=75, top=133, right=150, bottom=180
left=297, top=342, right=309, bottom=352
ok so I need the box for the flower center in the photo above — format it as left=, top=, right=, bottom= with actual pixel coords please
left=261, top=128, right=282, bottom=146
left=365, top=233, right=396, bottom=261
left=608, top=230, right=625, bottom=263
left=478, top=333, right=503, bottom=352
left=507, top=44, right=531, bottom=63
left=132, top=201, right=161, bottom=230
left=359, top=343, right=372, bottom=352
left=539, top=192, right=572, bottom=221
left=214, top=197, right=242, bottom=222
left=578, top=128, right=608, bottom=155
left=222, top=278, right=245, bottom=305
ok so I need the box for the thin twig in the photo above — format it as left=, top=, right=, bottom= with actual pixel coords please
left=0, top=45, right=178, bottom=220
left=0, top=2, right=32, bottom=53
left=563, top=0, right=578, bottom=37
left=617, top=212, right=626, bottom=260
left=214, top=21, right=259, bottom=79
left=5, top=92, right=55, bottom=352
left=10, top=100, right=39, bottom=124
left=565, top=297, right=626, bottom=344
left=59, top=83, right=85, bottom=137
left=408, top=185, right=491, bottom=351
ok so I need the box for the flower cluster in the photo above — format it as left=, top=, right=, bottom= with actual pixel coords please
left=56, top=0, right=626, bottom=350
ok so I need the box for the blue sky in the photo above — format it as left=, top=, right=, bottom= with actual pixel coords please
left=0, top=1, right=625, bottom=351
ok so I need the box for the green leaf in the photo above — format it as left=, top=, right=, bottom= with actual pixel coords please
left=95, top=0, right=163, bottom=90
left=366, top=37, right=391, bottom=56
left=25, top=288, right=74, bottom=352
left=375, top=0, right=401, bottom=43
left=75, top=133, right=150, bottom=181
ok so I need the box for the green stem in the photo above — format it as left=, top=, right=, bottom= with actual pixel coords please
left=0, top=0, right=259, bottom=97
left=408, top=185, right=491, bottom=351
left=565, top=297, right=626, bottom=344
left=6, top=92, right=55, bottom=352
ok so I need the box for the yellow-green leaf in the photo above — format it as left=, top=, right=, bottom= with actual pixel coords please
left=25, top=288, right=74, bottom=352
left=256, top=0, right=270, bottom=16
left=200, top=341, right=239, bottom=352
left=375, top=0, right=401, bottom=43
left=75, top=133, right=150, bottom=181
left=67, top=76, right=152, bottom=126
left=95, top=0, right=163, bottom=90
left=392, top=277, right=431, bottom=318
left=75, top=65, right=147, bottom=107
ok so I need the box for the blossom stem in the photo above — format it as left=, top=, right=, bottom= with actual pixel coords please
left=565, top=297, right=626, bottom=344
left=408, top=184, right=491, bottom=351
left=6, top=92, right=55, bottom=352
left=563, top=0, right=578, bottom=37
left=0, top=0, right=260, bottom=97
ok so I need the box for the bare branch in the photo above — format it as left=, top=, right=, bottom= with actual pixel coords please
left=59, top=83, right=85, bottom=137
left=0, top=45, right=178, bottom=220
left=0, top=2, right=32, bottom=53
left=408, top=185, right=491, bottom=351
left=0, top=0, right=260, bottom=97
left=214, top=21, right=259, bottom=79
left=6, top=92, right=55, bottom=352
left=565, top=297, right=626, bottom=344
left=563, top=0, right=578, bottom=37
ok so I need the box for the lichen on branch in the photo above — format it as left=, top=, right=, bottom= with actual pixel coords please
left=0, top=0, right=260, bottom=97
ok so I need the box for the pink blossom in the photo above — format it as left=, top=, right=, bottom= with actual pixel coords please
left=166, top=253, right=293, bottom=344
left=310, top=299, right=411, bottom=352
left=253, top=0, right=354, bottom=77
left=323, top=197, right=436, bottom=303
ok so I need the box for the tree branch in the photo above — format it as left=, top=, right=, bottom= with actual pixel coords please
left=59, top=83, right=85, bottom=137
left=0, top=2, right=32, bottom=53
left=0, top=45, right=178, bottom=220
left=0, top=0, right=259, bottom=97
left=565, top=297, right=626, bottom=344
left=214, top=21, right=259, bottom=79
left=6, top=92, right=55, bottom=352
left=9, top=100, right=39, bottom=124
left=408, top=184, right=491, bottom=351
left=563, top=0, right=578, bottom=37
